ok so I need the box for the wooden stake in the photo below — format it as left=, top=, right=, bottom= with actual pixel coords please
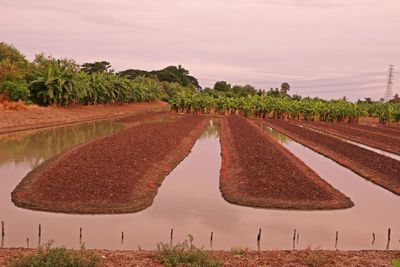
left=79, top=227, right=82, bottom=245
left=257, top=228, right=262, bottom=242
left=388, top=228, right=391, bottom=241
left=26, top=238, right=29, bottom=248
left=386, top=228, right=391, bottom=251
left=121, top=231, right=124, bottom=244
left=1, top=221, right=4, bottom=237
left=38, top=224, right=41, bottom=237
left=296, top=233, right=299, bottom=245
left=210, top=231, right=213, bottom=248
left=372, top=232, right=375, bottom=245
left=335, top=231, right=338, bottom=249
left=170, top=228, right=174, bottom=246
left=257, top=228, right=262, bottom=252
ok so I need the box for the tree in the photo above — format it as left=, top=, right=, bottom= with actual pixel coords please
left=81, top=61, right=112, bottom=74
left=280, top=82, right=290, bottom=95
left=214, top=81, right=231, bottom=92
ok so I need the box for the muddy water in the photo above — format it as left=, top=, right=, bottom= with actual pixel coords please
left=1, top=120, right=399, bottom=251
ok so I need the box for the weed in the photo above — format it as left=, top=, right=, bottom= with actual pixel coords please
left=304, top=252, right=328, bottom=267
left=230, top=246, right=248, bottom=256
left=7, top=241, right=99, bottom=267
left=155, top=240, right=220, bottom=267
left=393, top=259, right=400, bottom=267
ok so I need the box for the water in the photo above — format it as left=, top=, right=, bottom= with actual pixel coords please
left=297, top=124, right=400, bottom=161
left=1, top=119, right=399, bottom=251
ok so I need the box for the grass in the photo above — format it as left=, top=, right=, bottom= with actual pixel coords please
left=303, top=252, right=329, bottom=267
left=7, top=242, right=99, bottom=267
left=155, top=240, right=220, bottom=267
left=230, top=246, right=248, bottom=256
left=393, top=259, right=400, bottom=267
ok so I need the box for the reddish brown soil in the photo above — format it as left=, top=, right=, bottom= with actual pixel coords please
left=2, top=248, right=399, bottom=267
left=219, top=116, right=353, bottom=210
left=299, top=121, right=400, bottom=155
left=0, top=101, right=168, bottom=135
left=11, top=114, right=208, bottom=214
left=262, top=119, right=400, bottom=195
left=340, top=122, right=400, bottom=138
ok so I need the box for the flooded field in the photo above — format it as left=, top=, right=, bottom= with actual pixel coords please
left=1, top=120, right=399, bottom=251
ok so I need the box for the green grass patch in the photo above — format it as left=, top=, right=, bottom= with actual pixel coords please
left=7, top=242, right=99, bottom=267
left=155, top=240, right=220, bottom=267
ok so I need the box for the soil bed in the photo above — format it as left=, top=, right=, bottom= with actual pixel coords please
left=219, top=116, right=353, bottom=209
left=11, top=114, right=208, bottom=214
left=0, top=101, right=168, bottom=135
left=299, top=121, right=400, bottom=155
left=261, top=119, right=400, bottom=195
left=1, top=248, right=399, bottom=267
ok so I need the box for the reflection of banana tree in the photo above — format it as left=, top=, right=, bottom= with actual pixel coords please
left=199, top=119, right=220, bottom=140
left=0, top=121, right=122, bottom=168
left=257, top=123, right=291, bottom=144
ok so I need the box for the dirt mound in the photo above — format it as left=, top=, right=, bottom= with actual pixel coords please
left=219, top=116, right=353, bottom=209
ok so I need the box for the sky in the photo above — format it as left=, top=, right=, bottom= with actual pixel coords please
left=1, top=0, right=400, bottom=100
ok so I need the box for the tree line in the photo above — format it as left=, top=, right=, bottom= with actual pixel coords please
left=0, top=42, right=198, bottom=106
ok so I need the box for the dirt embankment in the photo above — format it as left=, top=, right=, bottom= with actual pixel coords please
left=0, top=101, right=168, bottom=135
left=12, top=114, right=208, bottom=214
left=1, top=248, right=399, bottom=267
left=262, top=119, right=400, bottom=195
left=219, top=116, right=353, bottom=210
left=299, top=121, right=400, bottom=155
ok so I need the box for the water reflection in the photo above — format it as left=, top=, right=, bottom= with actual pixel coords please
left=0, top=121, right=123, bottom=168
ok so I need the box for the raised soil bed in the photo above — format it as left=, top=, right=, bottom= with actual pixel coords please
left=219, top=116, right=353, bottom=210
left=299, top=121, right=400, bottom=155
left=261, top=119, right=400, bottom=196
left=11, top=114, right=208, bottom=214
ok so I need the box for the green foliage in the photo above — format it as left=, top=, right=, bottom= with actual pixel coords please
left=7, top=242, right=99, bottom=267
left=230, top=246, right=248, bottom=256
left=392, top=259, right=400, bottom=267
left=0, top=79, right=30, bottom=101
left=29, top=58, right=87, bottom=106
left=81, top=61, right=111, bottom=74
left=213, top=81, right=231, bottom=92
left=155, top=240, right=220, bottom=267
left=118, top=65, right=200, bottom=90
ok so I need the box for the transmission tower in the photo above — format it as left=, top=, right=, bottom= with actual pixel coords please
left=384, top=64, right=394, bottom=101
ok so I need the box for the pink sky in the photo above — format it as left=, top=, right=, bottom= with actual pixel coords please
left=1, top=0, right=399, bottom=100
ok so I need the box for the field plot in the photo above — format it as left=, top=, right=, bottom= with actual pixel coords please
left=299, top=121, right=400, bottom=155
left=262, top=119, right=400, bottom=195
left=219, top=116, right=353, bottom=209
left=11, top=114, right=207, bottom=214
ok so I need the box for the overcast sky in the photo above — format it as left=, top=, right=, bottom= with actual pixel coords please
left=1, top=0, right=399, bottom=100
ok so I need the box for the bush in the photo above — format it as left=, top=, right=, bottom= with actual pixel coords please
left=230, top=246, right=248, bottom=256
left=155, top=240, right=220, bottom=267
left=0, top=80, right=30, bottom=102
left=7, top=242, right=99, bottom=267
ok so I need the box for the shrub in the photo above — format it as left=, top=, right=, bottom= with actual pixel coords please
left=7, top=242, right=99, bottom=267
left=230, top=246, right=248, bottom=256
left=155, top=240, right=220, bottom=267
left=0, top=80, right=30, bottom=102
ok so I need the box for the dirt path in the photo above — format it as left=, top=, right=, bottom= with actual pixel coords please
left=11, top=114, right=208, bottom=214
left=299, top=121, right=400, bottom=155
left=219, top=116, right=353, bottom=210
left=1, top=248, right=399, bottom=267
left=261, top=119, right=400, bottom=196
left=0, top=101, right=168, bottom=135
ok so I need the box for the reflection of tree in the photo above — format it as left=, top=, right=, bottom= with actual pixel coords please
left=199, top=119, right=220, bottom=140
left=0, top=121, right=123, bottom=168
left=257, top=123, right=291, bottom=144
